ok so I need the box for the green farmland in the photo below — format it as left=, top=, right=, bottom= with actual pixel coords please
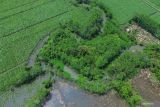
left=0, top=0, right=160, bottom=107
left=149, top=0, right=160, bottom=7
left=96, top=0, right=160, bottom=24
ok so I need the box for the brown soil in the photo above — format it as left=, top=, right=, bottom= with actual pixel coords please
left=93, top=90, right=129, bottom=107
left=132, top=69, right=160, bottom=107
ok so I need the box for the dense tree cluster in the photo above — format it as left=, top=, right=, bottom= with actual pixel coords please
left=63, top=7, right=103, bottom=39
left=76, top=0, right=90, bottom=4
left=40, top=28, right=131, bottom=81
left=105, top=50, right=149, bottom=106
left=91, top=1, right=113, bottom=19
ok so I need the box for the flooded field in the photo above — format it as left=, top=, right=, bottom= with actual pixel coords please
left=0, top=74, right=49, bottom=107
left=43, top=79, right=129, bottom=107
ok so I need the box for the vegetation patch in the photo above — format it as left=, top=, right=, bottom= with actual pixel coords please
left=132, top=14, right=160, bottom=39
left=145, top=44, right=160, bottom=80
left=1, top=0, right=160, bottom=107
left=25, top=76, right=53, bottom=107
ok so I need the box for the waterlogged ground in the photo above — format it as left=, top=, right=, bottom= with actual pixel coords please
left=43, top=79, right=129, bottom=107
left=0, top=74, right=49, bottom=107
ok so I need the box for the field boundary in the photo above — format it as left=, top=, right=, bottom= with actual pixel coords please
left=0, top=10, right=70, bottom=39
left=0, top=61, right=26, bottom=75
left=0, top=0, right=53, bottom=21
left=0, top=0, right=39, bottom=13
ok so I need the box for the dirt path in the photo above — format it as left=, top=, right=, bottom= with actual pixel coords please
left=132, top=69, right=160, bottom=107
left=27, top=34, right=49, bottom=68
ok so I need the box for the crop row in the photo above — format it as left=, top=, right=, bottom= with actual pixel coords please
left=0, top=0, right=38, bottom=13
left=94, top=0, right=158, bottom=24
left=0, top=11, right=68, bottom=72
left=0, top=0, right=47, bottom=19
left=0, top=0, right=53, bottom=21
left=0, top=0, right=72, bottom=37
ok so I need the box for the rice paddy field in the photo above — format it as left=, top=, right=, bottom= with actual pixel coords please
left=0, top=0, right=102, bottom=91
left=96, top=0, right=160, bottom=24
left=0, top=0, right=160, bottom=107
left=0, top=0, right=72, bottom=91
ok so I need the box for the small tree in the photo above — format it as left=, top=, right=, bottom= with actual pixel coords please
left=76, top=0, right=90, bottom=4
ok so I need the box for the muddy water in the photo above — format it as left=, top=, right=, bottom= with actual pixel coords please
left=132, top=70, right=160, bottom=107
left=43, top=79, right=129, bottom=107
left=0, top=74, right=49, bottom=107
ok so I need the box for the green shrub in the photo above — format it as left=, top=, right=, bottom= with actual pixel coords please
left=42, top=77, right=52, bottom=89
left=64, top=7, right=103, bottom=39
left=50, top=59, right=64, bottom=71
left=132, top=14, right=160, bottom=39
left=76, top=0, right=90, bottom=4
left=93, top=1, right=112, bottom=19
left=104, top=20, right=121, bottom=35
left=26, top=77, right=53, bottom=107
left=145, top=44, right=160, bottom=80
left=76, top=75, right=110, bottom=94
left=16, top=64, right=45, bottom=86
left=57, top=71, right=72, bottom=80
left=26, top=88, right=50, bottom=107
left=106, top=51, right=150, bottom=80
left=112, top=81, right=141, bottom=107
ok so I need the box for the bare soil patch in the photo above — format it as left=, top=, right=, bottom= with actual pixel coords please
left=132, top=69, right=160, bottom=107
